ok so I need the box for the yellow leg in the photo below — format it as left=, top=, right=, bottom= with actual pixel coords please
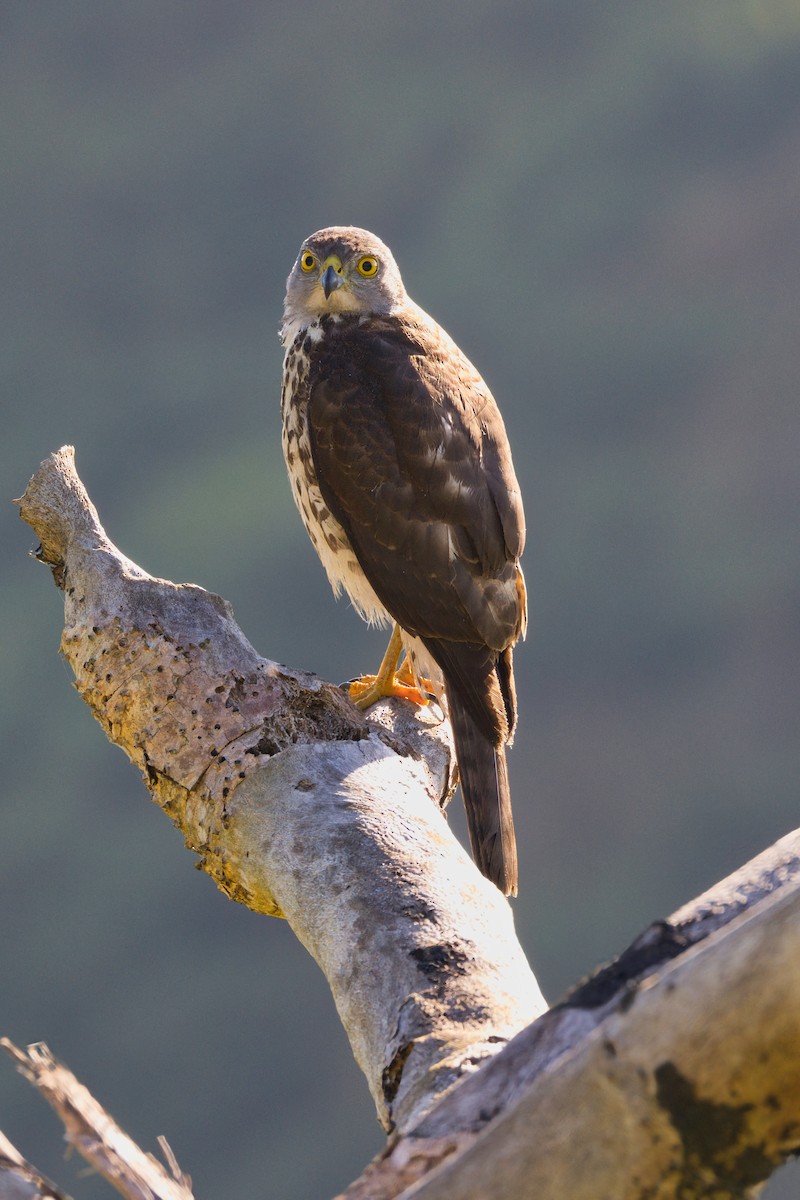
left=347, top=625, right=431, bottom=710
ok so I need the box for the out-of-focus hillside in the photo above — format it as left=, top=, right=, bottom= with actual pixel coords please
left=2, top=3, right=799, bottom=1196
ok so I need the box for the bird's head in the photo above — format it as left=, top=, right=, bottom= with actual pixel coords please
left=282, top=227, right=408, bottom=331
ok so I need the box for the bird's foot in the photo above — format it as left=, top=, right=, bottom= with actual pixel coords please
left=396, top=656, right=438, bottom=700
left=344, top=624, right=435, bottom=710
left=346, top=670, right=431, bottom=710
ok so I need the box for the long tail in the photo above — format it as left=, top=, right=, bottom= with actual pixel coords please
left=449, top=696, right=518, bottom=895
left=423, top=639, right=519, bottom=896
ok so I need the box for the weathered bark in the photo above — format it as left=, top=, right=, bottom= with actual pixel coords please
left=14, top=447, right=800, bottom=1199
left=343, top=830, right=800, bottom=1198
left=6, top=838, right=799, bottom=1200
left=14, top=447, right=546, bottom=1135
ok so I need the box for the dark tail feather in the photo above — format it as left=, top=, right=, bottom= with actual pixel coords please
left=448, top=694, right=518, bottom=896
left=496, top=645, right=518, bottom=744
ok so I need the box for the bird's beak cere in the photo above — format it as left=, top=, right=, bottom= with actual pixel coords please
left=321, top=258, right=344, bottom=300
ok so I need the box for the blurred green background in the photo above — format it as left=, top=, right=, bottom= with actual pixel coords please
left=2, top=2, right=799, bottom=1196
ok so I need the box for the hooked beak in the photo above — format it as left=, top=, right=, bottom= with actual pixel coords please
left=321, top=264, right=343, bottom=300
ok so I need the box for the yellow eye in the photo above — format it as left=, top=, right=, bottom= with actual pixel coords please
left=356, top=255, right=379, bottom=278
left=300, top=251, right=317, bottom=273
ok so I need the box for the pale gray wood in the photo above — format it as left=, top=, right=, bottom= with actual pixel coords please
left=403, top=879, right=800, bottom=1199
left=15, top=447, right=546, bottom=1136
left=341, top=833, right=800, bottom=1198
left=19, top=447, right=798, bottom=1200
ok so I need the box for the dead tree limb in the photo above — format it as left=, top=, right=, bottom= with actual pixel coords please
left=14, top=447, right=546, bottom=1137
left=343, top=830, right=800, bottom=1197
left=5, top=840, right=799, bottom=1200
left=1, top=1040, right=192, bottom=1200
left=14, top=447, right=800, bottom=1199
left=0, top=1125, right=72, bottom=1200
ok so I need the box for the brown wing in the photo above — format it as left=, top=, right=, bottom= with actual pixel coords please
left=305, top=313, right=526, bottom=661
left=306, top=312, right=526, bottom=895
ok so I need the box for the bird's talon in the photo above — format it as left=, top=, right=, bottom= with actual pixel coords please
left=392, top=682, right=430, bottom=706
left=345, top=673, right=379, bottom=700
left=345, top=673, right=430, bottom=710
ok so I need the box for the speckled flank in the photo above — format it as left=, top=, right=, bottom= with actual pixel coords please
left=281, top=325, right=389, bottom=626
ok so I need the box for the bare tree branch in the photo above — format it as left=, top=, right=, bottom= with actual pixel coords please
left=14, top=447, right=546, bottom=1135
left=0, top=1127, right=71, bottom=1200
left=15, top=446, right=800, bottom=1199
left=342, top=830, right=800, bottom=1198
left=6, top=838, right=799, bottom=1199
left=1, top=1041, right=191, bottom=1200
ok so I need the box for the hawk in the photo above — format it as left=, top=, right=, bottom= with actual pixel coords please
left=280, top=227, right=527, bottom=896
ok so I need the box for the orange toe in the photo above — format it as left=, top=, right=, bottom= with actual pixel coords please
left=347, top=672, right=429, bottom=711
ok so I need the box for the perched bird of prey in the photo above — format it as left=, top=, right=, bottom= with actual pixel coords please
left=280, top=227, right=526, bottom=895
